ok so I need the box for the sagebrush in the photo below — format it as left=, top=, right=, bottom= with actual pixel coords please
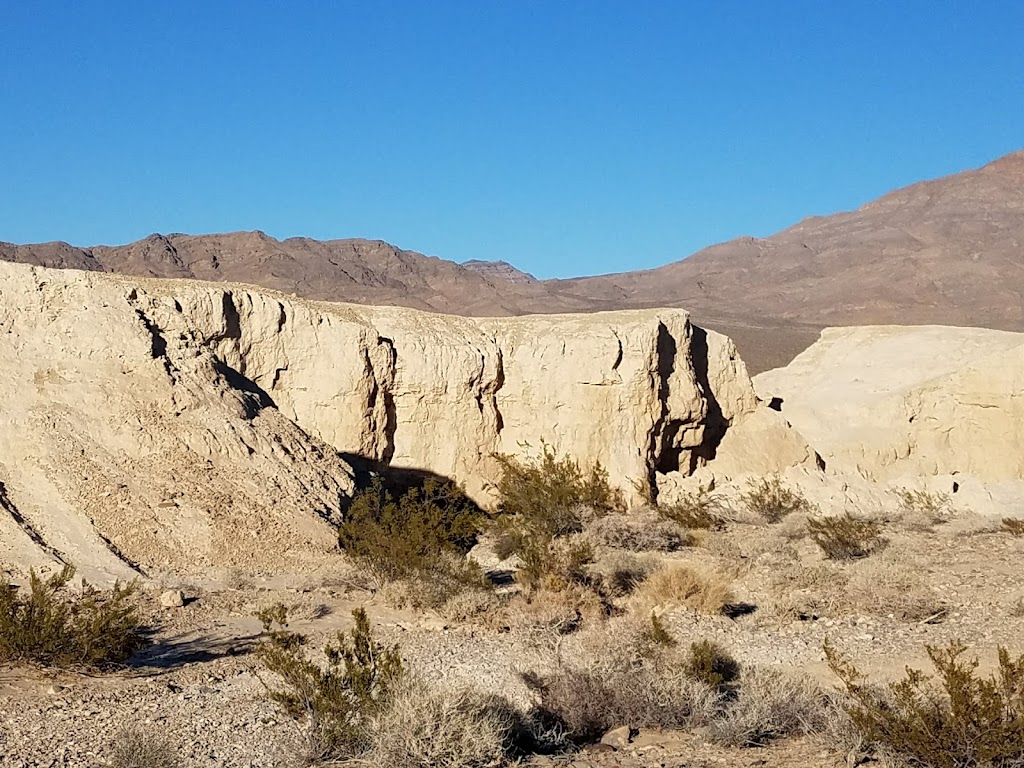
left=1002, top=518, right=1024, bottom=537
left=0, top=565, right=145, bottom=670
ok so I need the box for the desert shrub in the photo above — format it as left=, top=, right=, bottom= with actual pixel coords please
left=766, top=560, right=945, bottom=624
left=515, top=536, right=595, bottom=594
left=684, top=639, right=741, bottom=689
left=740, top=475, right=811, bottom=523
left=256, top=605, right=404, bottom=762
left=708, top=667, right=840, bottom=747
left=1002, top=518, right=1024, bottom=537
left=895, top=489, right=952, bottom=530
left=585, top=510, right=691, bottom=552
left=585, top=551, right=654, bottom=598
left=492, top=445, right=621, bottom=543
left=522, top=661, right=720, bottom=743
left=638, top=612, right=677, bottom=653
left=807, top=514, right=884, bottom=560
left=633, top=564, right=734, bottom=615
left=367, top=678, right=516, bottom=768
left=338, top=477, right=488, bottom=596
left=826, top=640, right=1024, bottom=768
left=659, top=484, right=725, bottom=530
left=494, top=585, right=608, bottom=635
left=0, top=566, right=145, bottom=670
left=109, top=725, right=178, bottom=768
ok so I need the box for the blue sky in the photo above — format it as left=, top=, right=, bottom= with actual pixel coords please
left=1, top=2, right=1022, bottom=278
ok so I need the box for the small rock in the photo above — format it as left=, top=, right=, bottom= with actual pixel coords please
left=46, top=685, right=65, bottom=695
left=600, top=725, right=637, bottom=749
left=160, top=589, right=185, bottom=608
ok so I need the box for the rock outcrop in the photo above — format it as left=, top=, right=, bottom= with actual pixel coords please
left=754, top=325, right=1024, bottom=482
left=0, top=261, right=801, bottom=579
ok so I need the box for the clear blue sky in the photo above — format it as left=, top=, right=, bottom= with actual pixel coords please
left=2, top=2, right=1022, bottom=278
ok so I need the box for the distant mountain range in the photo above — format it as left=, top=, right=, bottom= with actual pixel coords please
left=4, top=150, right=1022, bottom=372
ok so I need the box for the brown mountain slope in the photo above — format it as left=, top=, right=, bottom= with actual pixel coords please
left=3, top=150, right=1021, bottom=372
left=548, top=150, right=1024, bottom=328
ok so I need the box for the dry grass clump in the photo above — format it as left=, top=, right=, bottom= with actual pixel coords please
left=827, top=640, right=1024, bottom=768
left=0, top=565, right=145, bottom=670
left=1002, top=518, right=1024, bottom=537
left=585, top=510, right=691, bottom=552
left=109, top=725, right=179, bottom=768
left=739, top=475, right=812, bottom=523
left=806, top=513, right=885, bottom=560
left=521, top=621, right=723, bottom=743
left=894, top=488, right=953, bottom=531
left=524, top=618, right=838, bottom=749
left=844, top=560, right=947, bottom=622
left=585, top=551, right=655, bottom=598
left=495, top=585, right=608, bottom=635
left=765, top=559, right=944, bottom=624
left=633, top=563, right=734, bottom=615
left=366, top=679, right=516, bottom=768
left=708, top=667, right=844, bottom=747
left=659, top=484, right=725, bottom=530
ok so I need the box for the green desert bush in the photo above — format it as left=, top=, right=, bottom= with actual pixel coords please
left=109, top=725, right=178, bottom=768
left=492, top=445, right=621, bottom=544
left=338, top=477, right=488, bottom=596
left=807, top=514, right=884, bottom=560
left=826, top=640, right=1024, bottom=768
left=0, top=565, right=145, bottom=670
left=740, top=475, right=812, bottom=523
left=659, top=484, right=725, bottom=530
left=684, top=639, right=741, bottom=689
left=256, top=605, right=405, bottom=762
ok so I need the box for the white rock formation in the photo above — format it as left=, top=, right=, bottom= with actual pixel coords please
left=0, top=261, right=805, bottom=579
left=754, top=325, right=1024, bottom=482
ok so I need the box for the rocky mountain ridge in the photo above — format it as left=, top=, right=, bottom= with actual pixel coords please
left=4, top=151, right=1022, bottom=372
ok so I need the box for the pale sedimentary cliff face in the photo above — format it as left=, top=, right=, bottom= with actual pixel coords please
left=754, top=325, right=1024, bottom=482
left=0, top=261, right=799, bottom=579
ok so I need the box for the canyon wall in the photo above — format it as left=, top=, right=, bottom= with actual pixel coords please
left=0, top=262, right=802, bottom=579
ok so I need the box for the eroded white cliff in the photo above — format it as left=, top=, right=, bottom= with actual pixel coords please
left=0, top=261, right=802, bottom=578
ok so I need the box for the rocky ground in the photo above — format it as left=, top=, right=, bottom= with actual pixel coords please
left=2, top=503, right=1022, bottom=768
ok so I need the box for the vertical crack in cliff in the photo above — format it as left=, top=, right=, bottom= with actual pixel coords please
left=125, top=290, right=176, bottom=377
left=687, top=325, right=728, bottom=472
left=379, top=337, right=398, bottom=464
left=648, top=322, right=685, bottom=498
